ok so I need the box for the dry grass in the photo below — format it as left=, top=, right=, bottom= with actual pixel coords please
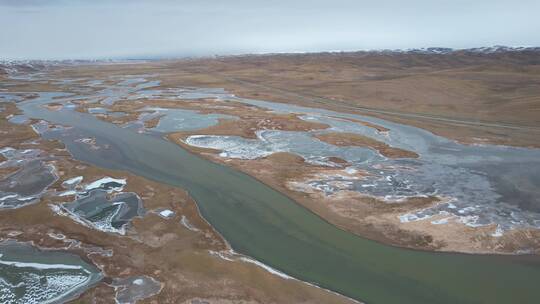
left=315, top=132, right=418, bottom=158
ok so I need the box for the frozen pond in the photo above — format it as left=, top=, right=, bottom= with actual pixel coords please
left=0, top=148, right=57, bottom=210
left=60, top=189, right=144, bottom=235
left=0, top=240, right=102, bottom=304
left=133, top=106, right=236, bottom=133
left=55, top=176, right=143, bottom=235
left=87, top=107, right=127, bottom=118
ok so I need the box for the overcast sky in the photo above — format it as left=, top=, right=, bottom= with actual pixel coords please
left=1, top=0, right=539, bottom=60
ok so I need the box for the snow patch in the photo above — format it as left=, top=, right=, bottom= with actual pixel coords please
left=84, top=177, right=126, bottom=192
left=158, top=209, right=174, bottom=219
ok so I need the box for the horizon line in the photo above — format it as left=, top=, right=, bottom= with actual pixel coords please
left=1, top=45, right=539, bottom=62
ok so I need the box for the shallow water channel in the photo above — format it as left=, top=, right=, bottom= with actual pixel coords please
left=4, top=85, right=540, bottom=304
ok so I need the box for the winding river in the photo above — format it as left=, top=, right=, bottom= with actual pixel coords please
left=4, top=80, right=540, bottom=304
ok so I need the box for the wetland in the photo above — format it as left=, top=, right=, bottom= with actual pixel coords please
left=1, top=54, right=540, bottom=303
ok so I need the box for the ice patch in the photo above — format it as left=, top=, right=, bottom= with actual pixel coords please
left=238, top=257, right=293, bottom=280
left=111, top=276, right=162, bottom=304
left=0, top=150, right=58, bottom=210
left=84, top=177, right=126, bottom=192
left=345, top=167, right=358, bottom=174
left=62, top=176, right=83, bottom=189
left=0, top=240, right=102, bottom=304
left=431, top=217, right=451, bottom=225
left=0, top=260, right=85, bottom=270
left=47, top=232, right=66, bottom=240
left=399, top=213, right=431, bottom=223
left=180, top=215, right=199, bottom=232
left=492, top=225, right=504, bottom=237
left=58, top=190, right=77, bottom=197
left=158, top=209, right=174, bottom=219
left=0, top=194, right=18, bottom=201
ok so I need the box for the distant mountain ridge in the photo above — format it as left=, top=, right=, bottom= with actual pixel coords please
left=380, top=45, right=540, bottom=55
left=0, top=59, right=145, bottom=76
left=1, top=46, right=539, bottom=73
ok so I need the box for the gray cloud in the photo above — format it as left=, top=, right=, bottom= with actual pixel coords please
left=1, top=0, right=539, bottom=60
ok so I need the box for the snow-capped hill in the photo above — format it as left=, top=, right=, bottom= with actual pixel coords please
left=405, top=47, right=454, bottom=54
left=0, top=60, right=48, bottom=76
left=465, top=45, right=540, bottom=54
left=375, top=46, right=539, bottom=55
